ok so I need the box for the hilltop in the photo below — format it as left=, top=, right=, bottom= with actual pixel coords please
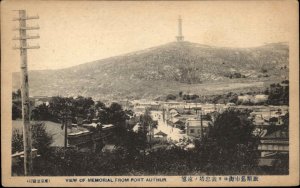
left=12, top=41, right=289, bottom=100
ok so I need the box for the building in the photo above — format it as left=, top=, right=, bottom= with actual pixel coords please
left=163, top=101, right=185, bottom=109
left=237, top=94, right=268, bottom=104
left=67, top=123, right=115, bottom=152
left=31, top=96, right=51, bottom=107
left=237, top=95, right=253, bottom=103
left=132, top=123, right=142, bottom=133
left=133, top=100, right=160, bottom=109
left=167, top=117, right=185, bottom=130
left=102, top=144, right=117, bottom=153
left=12, top=148, right=39, bottom=167
left=257, top=128, right=289, bottom=168
left=169, top=108, right=179, bottom=117
left=185, top=118, right=211, bottom=138
left=153, top=131, right=168, bottom=142
left=254, top=94, right=269, bottom=104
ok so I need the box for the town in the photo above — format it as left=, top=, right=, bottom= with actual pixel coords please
left=11, top=79, right=289, bottom=176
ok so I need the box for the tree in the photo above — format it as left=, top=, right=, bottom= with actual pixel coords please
left=179, top=91, right=183, bottom=98
left=96, top=102, right=131, bottom=146
left=206, top=109, right=258, bottom=173
left=282, top=112, right=289, bottom=131
left=12, top=129, right=23, bottom=154
left=268, top=81, right=289, bottom=105
left=12, top=122, right=53, bottom=155
left=12, top=90, right=22, bottom=120
left=12, top=122, right=54, bottom=175
left=138, top=109, right=158, bottom=150
left=48, top=96, right=74, bottom=122
left=31, top=103, right=51, bottom=121
left=12, top=101, right=22, bottom=120
left=48, top=96, right=95, bottom=123
left=72, top=96, right=95, bottom=119
left=108, top=102, right=128, bottom=126
left=12, top=89, right=21, bottom=100
left=166, top=94, right=176, bottom=100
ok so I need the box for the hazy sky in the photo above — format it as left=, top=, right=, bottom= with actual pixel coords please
left=2, top=0, right=296, bottom=70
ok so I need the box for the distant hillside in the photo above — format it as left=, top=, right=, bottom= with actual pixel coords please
left=13, top=41, right=288, bottom=100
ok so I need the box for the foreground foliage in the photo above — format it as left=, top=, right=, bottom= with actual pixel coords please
left=12, top=107, right=287, bottom=176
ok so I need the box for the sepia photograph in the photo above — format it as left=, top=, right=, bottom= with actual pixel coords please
left=1, top=0, right=299, bottom=186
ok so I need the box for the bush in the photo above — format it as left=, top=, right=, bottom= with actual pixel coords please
left=224, top=72, right=244, bottom=79
left=12, top=101, right=22, bottom=120
left=12, top=122, right=54, bottom=176
left=12, top=122, right=53, bottom=154
left=166, top=94, right=177, bottom=100
left=261, top=68, right=268, bottom=73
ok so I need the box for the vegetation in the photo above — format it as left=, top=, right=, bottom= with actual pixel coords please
left=12, top=122, right=54, bottom=175
left=12, top=108, right=268, bottom=176
left=166, top=94, right=177, bottom=100
left=224, top=72, right=246, bottom=79
left=12, top=42, right=288, bottom=99
left=12, top=122, right=53, bottom=154
left=182, top=94, right=199, bottom=101
left=12, top=89, right=22, bottom=120
left=11, top=84, right=288, bottom=175
left=202, top=109, right=259, bottom=174
left=162, top=80, right=288, bottom=105
left=267, top=81, right=289, bottom=105
left=31, top=103, right=50, bottom=121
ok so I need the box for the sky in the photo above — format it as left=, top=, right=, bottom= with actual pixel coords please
left=2, top=0, right=297, bottom=70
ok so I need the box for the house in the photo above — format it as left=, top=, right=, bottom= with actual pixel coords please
left=226, top=102, right=236, bottom=107
left=133, top=100, right=160, bottom=110
left=237, top=95, right=253, bottom=103
left=163, top=101, right=184, bottom=109
left=257, top=128, right=289, bottom=167
left=201, top=104, right=217, bottom=114
left=102, top=144, right=117, bottom=153
left=169, top=108, right=179, bottom=116
left=253, top=115, right=270, bottom=127
left=192, top=107, right=202, bottom=115
left=167, top=117, right=185, bottom=130
left=238, top=94, right=268, bottom=104
left=154, top=131, right=168, bottom=137
left=254, top=94, right=268, bottom=103
left=153, top=131, right=168, bottom=142
left=67, top=123, right=115, bottom=152
left=185, top=118, right=211, bottom=138
left=67, top=130, right=94, bottom=147
left=133, top=106, right=147, bottom=114
left=81, top=122, right=100, bottom=130
left=12, top=148, right=39, bottom=166
left=31, top=96, right=51, bottom=107
left=132, top=123, right=142, bottom=133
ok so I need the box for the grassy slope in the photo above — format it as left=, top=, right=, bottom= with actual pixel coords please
left=12, top=120, right=66, bottom=147
left=12, top=42, right=288, bottom=100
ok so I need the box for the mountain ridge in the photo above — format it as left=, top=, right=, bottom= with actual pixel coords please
left=12, top=41, right=289, bottom=100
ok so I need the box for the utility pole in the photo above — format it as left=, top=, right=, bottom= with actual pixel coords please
left=200, top=110, right=204, bottom=140
left=63, top=113, right=70, bottom=152
left=63, top=114, right=68, bottom=150
left=13, top=10, right=39, bottom=176
left=61, top=104, right=72, bottom=156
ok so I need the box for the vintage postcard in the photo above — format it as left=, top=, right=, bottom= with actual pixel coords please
left=1, top=0, right=299, bottom=187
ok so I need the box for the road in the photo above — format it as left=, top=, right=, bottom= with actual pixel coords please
left=150, top=111, right=186, bottom=142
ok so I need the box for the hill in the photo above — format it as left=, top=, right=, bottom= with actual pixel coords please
left=12, top=41, right=289, bottom=100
